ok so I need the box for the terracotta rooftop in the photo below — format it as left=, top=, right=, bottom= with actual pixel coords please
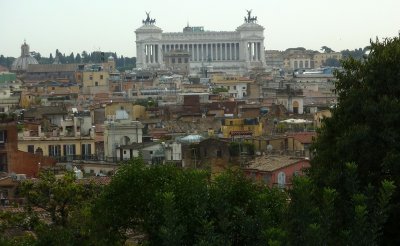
left=77, top=176, right=111, bottom=186
left=245, top=155, right=308, bottom=172
left=289, top=132, right=316, bottom=144
left=27, top=64, right=77, bottom=73
left=24, top=106, right=67, bottom=118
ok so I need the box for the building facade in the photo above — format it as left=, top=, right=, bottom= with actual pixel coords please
left=103, top=118, right=143, bottom=161
left=211, top=75, right=253, bottom=99
left=313, top=52, right=342, bottom=68
left=135, top=11, right=266, bottom=74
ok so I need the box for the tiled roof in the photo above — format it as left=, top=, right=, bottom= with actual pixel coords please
left=245, top=155, right=308, bottom=172
left=289, top=132, right=316, bottom=144
left=24, top=106, right=67, bottom=118
left=27, top=64, right=77, bottom=73
left=77, top=176, right=111, bottom=186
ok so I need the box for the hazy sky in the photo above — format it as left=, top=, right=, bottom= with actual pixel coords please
left=1, top=0, right=399, bottom=58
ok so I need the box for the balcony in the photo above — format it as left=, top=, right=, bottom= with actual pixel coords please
left=51, top=154, right=104, bottom=163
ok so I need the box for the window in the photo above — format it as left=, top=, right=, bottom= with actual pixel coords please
left=0, top=154, right=7, bottom=172
left=0, top=131, right=5, bottom=143
left=63, top=144, right=76, bottom=156
left=0, top=108, right=4, bottom=113
left=242, top=87, right=246, bottom=90
left=216, top=149, right=222, bottom=157
left=233, top=86, right=236, bottom=90
left=48, top=145, right=61, bottom=157
left=178, top=58, right=182, bottom=63
left=100, top=75, right=104, bottom=79
left=277, top=172, right=286, bottom=188
left=52, top=87, right=55, bottom=90
left=172, top=58, right=176, bottom=63
left=95, top=82, right=98, bottom=86
left=81, top=144, right=91, bottom=157
left=184, top=58, right=189, bottom=63
left=263, top=174, right=270, bottom=183
left=27, top=145, right=34, bottom=153
left=89, top=76, right=93, bottom=80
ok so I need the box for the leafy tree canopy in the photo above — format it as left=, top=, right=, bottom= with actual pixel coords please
left=91, top=158, right=288, bottom=245
left=310, top=37, right=400, bottom=244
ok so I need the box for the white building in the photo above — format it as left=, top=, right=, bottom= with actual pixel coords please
left=103, top=116, right=144, bottom=161
left=211, top=75, right=253, bottom=99
left=135, top=11, right=266, bottom=74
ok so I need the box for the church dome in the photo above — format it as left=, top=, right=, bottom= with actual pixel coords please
left=11, top=41, right=38, bottom=72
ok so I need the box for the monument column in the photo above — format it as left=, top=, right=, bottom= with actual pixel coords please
left=206, top=44, right=208, bottom=61
left=225, top=43, right=228, bottom=60
left=220, top=43, right=223, bottom=61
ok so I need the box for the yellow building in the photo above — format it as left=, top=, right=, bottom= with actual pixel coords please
left=314, top=109, right=332, bottom=128
left=18, top=137, right=95, bottom=162
left=82, top=70, right=110, bottom=90
left=81, top=57, right=116, bottom=95
left=18, top=112, right=97, bottom=161
left=105, top=103, right=147, bottom=121
left=28, top=82, right=80, bottom=95
left=221, top=118, right=263, bottom=138
left=313, top=52, right=342, bottom=68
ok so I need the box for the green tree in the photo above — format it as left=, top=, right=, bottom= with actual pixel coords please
left=48, top=53, right=54, bottom=64
left=81, top=51, right=89, bottom=63
left=321, top=46, right=334, bottom=53
left=310, top=37, right=400, bottom=244
left=75, top=53, right=81, bottom=63
left=341, top=47, right=367, bottom=60
left=212, top=87, right=228, bottom=94
left=68, top=52, right=74, bottom=64
left=18, top=170, right=99, bottom=245
left=92, top=158, right=288, bottom=245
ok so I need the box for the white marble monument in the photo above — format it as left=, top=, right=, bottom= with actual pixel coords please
left=135, top=10, right=266, bottom=74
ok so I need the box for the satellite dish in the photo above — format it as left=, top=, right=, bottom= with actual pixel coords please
left=267, top=144, right=273, bottom=152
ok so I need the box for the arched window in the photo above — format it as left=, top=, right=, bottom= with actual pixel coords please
left=121, top=136, right=131, bottom=145
left=277, top=172, right=286, bottom=188
left=293, top=101, right=299, bottom=114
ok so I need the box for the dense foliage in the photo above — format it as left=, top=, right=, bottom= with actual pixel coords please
left=310, top=37, right=400, bottom=244
left=91, top=158, right=288, bottom=245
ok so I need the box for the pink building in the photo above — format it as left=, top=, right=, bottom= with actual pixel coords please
left=242, top=155, right=310, bottom=188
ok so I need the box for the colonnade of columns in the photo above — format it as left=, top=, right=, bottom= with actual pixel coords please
left=144, top=44, right=160, bottom=64
left=247, top=42, right=262, bottom=61
left=161, top=43, right=241, bottom=62
left=140, top=41, right=263, bottom=67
